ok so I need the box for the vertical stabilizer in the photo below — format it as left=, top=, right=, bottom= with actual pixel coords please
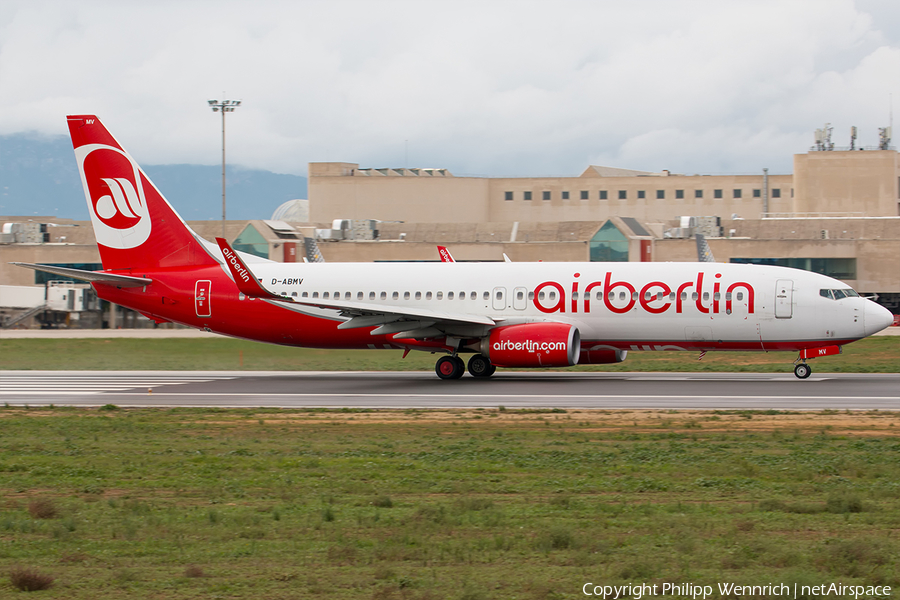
left=67, top=115, right=218, bottom=271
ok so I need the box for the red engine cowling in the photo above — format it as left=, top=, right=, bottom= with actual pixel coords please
left=484, top=323, right=581, bottom=368
left=578, top=348, right=628, bottom=365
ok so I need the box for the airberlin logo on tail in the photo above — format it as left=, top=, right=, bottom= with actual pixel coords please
left=75, top=144, right=151, bottom=249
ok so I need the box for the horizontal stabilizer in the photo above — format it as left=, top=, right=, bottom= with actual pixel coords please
left=11, top=262, right=150, bottom=287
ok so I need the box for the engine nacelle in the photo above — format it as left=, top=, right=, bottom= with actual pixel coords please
left=578, top=348, right=628, bottom=365
left=483, top=323, right=581, bottom=368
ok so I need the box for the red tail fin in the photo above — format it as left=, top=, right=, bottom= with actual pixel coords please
left=67, top=115, right=218, bottom=272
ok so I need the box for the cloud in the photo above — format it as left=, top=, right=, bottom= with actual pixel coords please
left=0, top=0, right=897, bottom=177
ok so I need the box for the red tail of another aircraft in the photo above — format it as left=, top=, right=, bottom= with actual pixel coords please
left=67, top=115, right=218, bottom=272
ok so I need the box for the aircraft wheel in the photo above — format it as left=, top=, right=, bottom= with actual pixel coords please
left=794, top=363, right=812, bottom=379
left=467, top=354, right=495, bottom=378
left=436, top=356, right=464, bottom=380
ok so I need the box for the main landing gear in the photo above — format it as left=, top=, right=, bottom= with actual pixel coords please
left=434, top=354, right=495, bottom=380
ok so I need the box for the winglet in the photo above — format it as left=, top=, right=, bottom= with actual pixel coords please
left=216, top=237, right=284, bottom=300
left=437, top=246, right=455, bottom=262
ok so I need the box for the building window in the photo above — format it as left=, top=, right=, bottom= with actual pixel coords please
left=637, top=190, right=645, bottom=199
left=675, top=190, right=684, bottom=199
left=714, top=189, right=723, bottom=199
left=504, top=191, right=513, bottom=201
left=543, top=191, right=551, bottom=201
left=731, top=258, right=857, bottom=280
left=733, top=189, right=742, bottom=198
left=695, top=190, right=703, bottom=198
left=753, top=189, right=761, bottom=198
left=618, top=190, right=627, bottom=200
left=590, top=220, right=629, bottom=262
left=600, top=190, right=608, bottom=200
left=772, top=188, right=781, bottom=198
left=580, top=190, right=588, bottom=200
left=524, top=191, right=532, bottom=201
left=656, top=190, right=665, bottom=199
left=562, top=191, right=569, bottom=200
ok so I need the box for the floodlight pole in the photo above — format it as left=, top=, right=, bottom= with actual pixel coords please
left=208, top=99, right=241, bottom=238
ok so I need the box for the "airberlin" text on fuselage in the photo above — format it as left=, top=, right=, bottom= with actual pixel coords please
left=533, top=272, right=755, bottom=315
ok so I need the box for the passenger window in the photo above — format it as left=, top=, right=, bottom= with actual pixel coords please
left=736, top=292, right=744, bottom=301
left=415, top=291, right=421, bottom=300
left=643, top=292, right=651, bottom=300
left=631, top=292, right=638, bottom=300
left=323, top=292, right=329, bottom=299
left=302, top=292, right=308, bottom=298
left=312, top=292, right=319, bottom=298
left=657, top=292, right=663, bottom=301
left=483, top=291, right=489, bottom=300
left=380, top=292, right=387, bottom=300
left=573, top=292, right=579, bottom=300
left=528, top=291, right=534, bottom=300
left=703, top=292, right=709, bottom=301
left=549, top=291, right=556, bottom=301
left=516, top=291, right=524, bottom=300
left=691, top=292, right=698, bottom=300
left=369, top=292, right=375, bottom=300
left=459, top=292, right=465, bottom=300
left=596, top=292, right=602, bottom=301
left=403, top=291, right=410, bottom=300
left=345, top=292, right=351, bottom=300
left=448, top=292, right=454, bottom=300
left=668, top=292, right=675, bottom=301
left=437, top=291, right=443, bottom=300
left=713, top=292, right=720, bottom=301
left=392, top=292, right=399, bottom=300
left=291, top=292, right=297, bottom=297
left=619, top=292, right=627, bottom=301
left=680, top=292, right=687, bottom=301
left=725, top=292, right=732, bottom=301
left=539, top=291, right=545, bottom=300
left=426, top=292, right=432, bottom=300
left=335, top=291, right=340, bottom=298
left=496, top=291, right=502, bottom=300
left=470, top=291, right=476, bottom=300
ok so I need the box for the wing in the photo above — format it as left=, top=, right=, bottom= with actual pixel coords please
left=215, top=238, right=496, bottom=339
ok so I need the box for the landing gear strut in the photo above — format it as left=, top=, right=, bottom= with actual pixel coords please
left=793, top=363, right=811, bottom=379
left=467, top=354, right=496, bottom=378
left=435, top=355, right=465, bottom=380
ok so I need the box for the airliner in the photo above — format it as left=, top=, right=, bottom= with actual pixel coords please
left=14, top=116, right=895, bottom=379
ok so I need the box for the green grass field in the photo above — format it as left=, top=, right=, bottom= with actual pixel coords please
left=0, top=408, right=898, bottom=598
left=1, top=335, right=898, bottom=372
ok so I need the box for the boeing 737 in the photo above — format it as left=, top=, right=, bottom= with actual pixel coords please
left=14, top=116, right=895, bottom=379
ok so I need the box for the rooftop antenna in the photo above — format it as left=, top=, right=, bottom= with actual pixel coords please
left=813, top=123, right=833, bottom=150
left=849, top=126, right=857, bottom=150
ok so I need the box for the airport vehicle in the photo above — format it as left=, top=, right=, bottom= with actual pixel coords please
left=15, top=116, right=895, bottom=379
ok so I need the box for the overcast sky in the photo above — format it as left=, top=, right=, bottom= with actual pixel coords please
left=1, top=0, right=898, bottom=177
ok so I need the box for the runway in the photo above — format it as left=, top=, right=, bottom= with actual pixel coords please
left=2, top=371, right=898, bottom=410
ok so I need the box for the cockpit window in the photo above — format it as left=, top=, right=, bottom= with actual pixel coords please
left=821, top=288, right=858, bottom=300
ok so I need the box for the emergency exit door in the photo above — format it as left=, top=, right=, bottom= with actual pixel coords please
left=775, top=279, right=792, bottom=319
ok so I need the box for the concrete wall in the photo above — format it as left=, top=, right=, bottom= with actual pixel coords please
left=793, top=150, right=899, bottom=216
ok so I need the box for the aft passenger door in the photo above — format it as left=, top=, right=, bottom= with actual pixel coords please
left=195, top=280, right=212, bottom=318
left=775, top=279, right=792, bottom=319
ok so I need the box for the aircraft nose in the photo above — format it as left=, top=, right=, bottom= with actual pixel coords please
left=864, top=300, right=894, bottom=336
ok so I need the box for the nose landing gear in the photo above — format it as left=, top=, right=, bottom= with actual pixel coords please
left=793, top=362, right=811, bottom=379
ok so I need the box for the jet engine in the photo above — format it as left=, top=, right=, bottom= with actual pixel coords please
left=482, top=323, right=580, bottom=368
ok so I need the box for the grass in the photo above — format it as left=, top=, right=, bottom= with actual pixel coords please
left=0, top=407, right=898, bottom=598
left=1, top=335, right=898, bottom=372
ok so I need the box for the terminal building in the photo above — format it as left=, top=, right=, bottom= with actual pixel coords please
left=2, top=134, right=899, bottom=327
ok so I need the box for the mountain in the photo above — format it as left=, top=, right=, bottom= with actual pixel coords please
left=0, top=134, right=307, bottom=221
